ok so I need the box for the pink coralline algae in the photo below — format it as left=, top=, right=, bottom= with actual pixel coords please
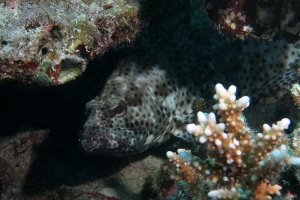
left=0, top=0, right=143, bottom=85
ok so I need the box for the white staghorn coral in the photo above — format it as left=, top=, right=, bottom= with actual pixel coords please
left=167, top=83, right=300, bottom=200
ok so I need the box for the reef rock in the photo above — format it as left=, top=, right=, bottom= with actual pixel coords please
left=0, top=0, right=142, bottom=85
left=204, top=0, right=300, bottom=41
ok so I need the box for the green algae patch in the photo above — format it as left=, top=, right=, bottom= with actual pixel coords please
left=72, top=21, right=95, bottom=48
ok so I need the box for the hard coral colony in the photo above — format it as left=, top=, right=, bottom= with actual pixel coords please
left=167, top=84, right=300, bottom=199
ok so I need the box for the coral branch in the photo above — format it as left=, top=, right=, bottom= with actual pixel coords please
left=167, top=83, right=300, bottom=199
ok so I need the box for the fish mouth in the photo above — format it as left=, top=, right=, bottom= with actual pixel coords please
left=79, top=128, right=150, bottom=156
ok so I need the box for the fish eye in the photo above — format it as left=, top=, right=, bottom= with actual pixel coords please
left=111, top=105, right=123, bottom=115
left=106, top=98, right=127, bottom=117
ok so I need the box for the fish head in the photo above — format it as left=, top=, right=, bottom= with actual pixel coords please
left=80, top=61, right=175, bottom=155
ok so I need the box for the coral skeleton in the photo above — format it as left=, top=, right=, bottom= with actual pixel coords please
left=167, top=83, right=300, bottom=199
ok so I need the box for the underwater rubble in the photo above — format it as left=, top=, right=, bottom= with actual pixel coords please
left=0, top=130, right=166, bottom=199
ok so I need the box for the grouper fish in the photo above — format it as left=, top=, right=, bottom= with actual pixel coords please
left=79, top=38, right=299, bottom=156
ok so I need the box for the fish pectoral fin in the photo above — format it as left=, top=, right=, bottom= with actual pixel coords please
left=171, top=113, right=195, bottom=142
left=171, top=128, right=195, bottom=142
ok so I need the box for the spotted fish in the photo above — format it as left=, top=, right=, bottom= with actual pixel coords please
left=80, top=59, right=196, bottom=155
left=79, top=38, right=299, bottom=155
